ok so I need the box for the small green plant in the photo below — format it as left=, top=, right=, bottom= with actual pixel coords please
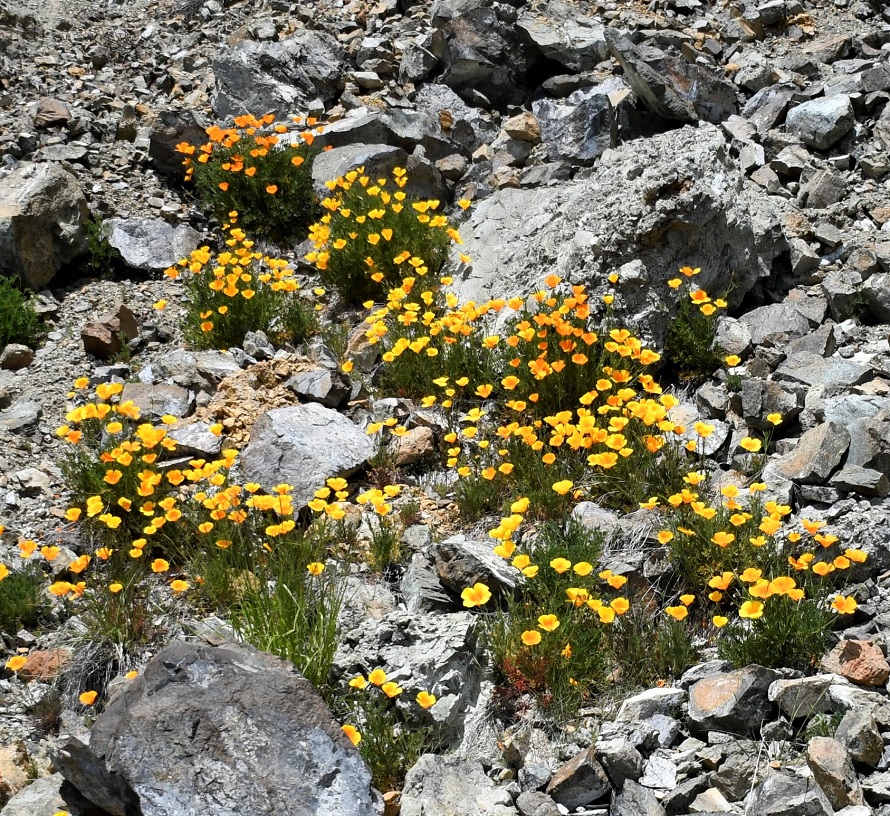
left=0, top=276, right=41, bottom=349
left=306, top=166, right=464, bottom=305
left=0, top=566, right=47, bottom=634
left=367, top=515, right=401, bottom=573
left=340, top=672, right=442, bottom=791
left=609, top=603, right=699, bottom=688
left=663, top=267, right=726, bottom=378
left=177, top=114, right=320, bottom=244
left=79, top=218, right=124, bottom=278
left=166, top=224, right=318, bottom=351
left=483, top=518, right=616, bottom=718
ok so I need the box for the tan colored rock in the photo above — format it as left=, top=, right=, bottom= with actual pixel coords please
left=822, top=640, right=890, bottom=687
left=0, top=741, right=30, bottom=808
left=395, top=426, right=436, bottom=466
left=503, top=111, right=542, bottom=144
left=806, top=736, right=863, bottom=810
left=17, top=648, right=71, bottom=682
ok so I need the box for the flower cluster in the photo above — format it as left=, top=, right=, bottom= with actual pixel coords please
left=176, top=113, right=323, bottom=242
left=162, top=222, right=318, bottom=350
left=305, top=166, right=468, bottom=303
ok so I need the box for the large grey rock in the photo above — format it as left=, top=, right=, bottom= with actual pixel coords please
left=334, top=611, right=481, bottom=730
left=285, top=368, right=351, bottom=409
left=55, top=641, right=378, bottom=816
left=310, top=143, right=447, bottom=201
left=862, top=274, right=890, bottom=323
left=772, top=421, right=850, bottom=485
left=845, top=409, right=890, bottom=476
left=773, top=353, right=871, bottom=391
left=532, top=87, right=617, bottom=165
left=433, top=534, right=522, bottom=595
left=769, top=675, right=837, bottom=718
left=741, top=378, right=804, bottom=430
left=515, top=791, right=561, bottom=816
left=0, top=399, right=41, bottom=432
left=745, top=772, right=834, bottom=816
left=432, top=0, right=538, bottom=108
left=151, top=349, right=240, bottom=391
left=605, top=29, right=737, bottom=123
left=688, top=666, right=778, bottom=736
left=617, top=687, right=687, bottom=721
left=595, top=735, right=644, bottom=789
left=121, top=382, right=193, bottom=422
left=240, top=403, right=374, bottom=508
left=212, top=31, right=348, bottom=120
left=453, top=123, right=785, bottom=347
left=807, top=737, right=863, bottom=810
left=149, top=109, right=208, bottom=178
left=830, top=466, right=890, bottom=498
left=104, top=218, right=201, bottom=273
left=0, top=773, right=101, bottom=816
left=401, top=754, right=516, bottom=816
left=546, top=746, right=610, bottom=809
left=0, top=162, right=89, bottom=288
left=739, top=302, right=812, bottom=346
left=835, top=708, right=884, bottom=767
left=166, top=422, right=223, bottom=458
left=786, top=95, right=855, bottom=150
left=516, top=0, right=608, bottom=71
left=611, top=779, right=666, bottom=816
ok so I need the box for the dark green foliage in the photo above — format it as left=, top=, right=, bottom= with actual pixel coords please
left=0, top=566, right=47, bottom=634
left=0, top=276, right=41, bottom=349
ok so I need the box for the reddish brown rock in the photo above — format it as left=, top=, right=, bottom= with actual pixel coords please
left=821, top=640, right=890, bottom=687
left=81, top=303, right=139, bottom=359
left=18, top=648, right=71, bottom=682
left=546, top=746, right=610, bottom=810
left=806, top=736, right=863, bottom=809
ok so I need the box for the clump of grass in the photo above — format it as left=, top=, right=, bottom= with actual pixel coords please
left=177, top=113, right=320, bottom=244
left=0, top=276, right=41, bottom=349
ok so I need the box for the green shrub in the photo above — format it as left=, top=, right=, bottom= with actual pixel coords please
left=306, top=167, right=463, bottom=305
left=166, top=225, right=318, bottom=351
left=0, top=276, right=41, bottom=349
left=178, top=114, right=320, bottom=244
left=0, top=566, right=47, bottom=634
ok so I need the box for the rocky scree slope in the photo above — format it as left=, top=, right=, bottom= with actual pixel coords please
left=1, top=0, right=890, bottom=813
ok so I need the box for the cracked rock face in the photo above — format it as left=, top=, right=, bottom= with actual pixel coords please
left=54, top=641, right=379, bottom=816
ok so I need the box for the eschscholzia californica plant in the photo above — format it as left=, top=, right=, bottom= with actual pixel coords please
left=344, top=669, right=444, bottom=792
left=177, top=113, right=323, bottom=242
left=663, top=266, right=727, bottom=377
left=306, top=166, right=464, bottom=304
left=167, top=224, right=319, bottom=351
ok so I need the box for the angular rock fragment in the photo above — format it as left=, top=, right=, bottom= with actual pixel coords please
left=55, top=641, right=379, bottom=816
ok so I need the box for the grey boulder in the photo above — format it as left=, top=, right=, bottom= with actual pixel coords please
left=55, top=641, right=379, bottom=816
left=104, top=218, right=201, bottom=273
left=212, top=31, right=348, bottom=120
left=605, top=29, right=737, bottom=124
left=786, top=95, right=855, bottom=150
left=240, top=403, right=375, bottom=507
left=401, top=754, right=516, bottom=816
left=0, top=162, right=89, bottom=289
left=453, top=123, right=784, bottom=347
